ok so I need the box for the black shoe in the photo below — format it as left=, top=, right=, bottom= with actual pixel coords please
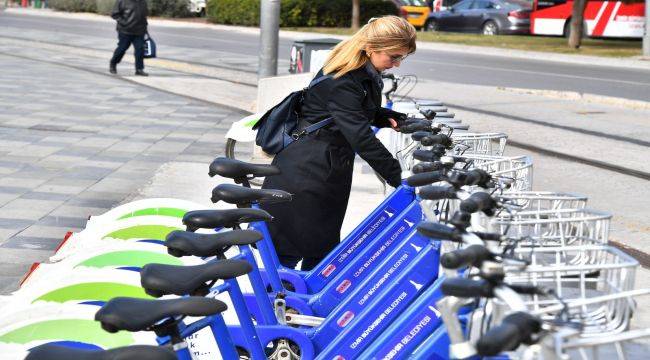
left=135, top=69, right=149, bottom=76
left=109, top=63, right=117, bottom=74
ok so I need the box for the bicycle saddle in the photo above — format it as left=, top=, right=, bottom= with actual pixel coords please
left=166, top=229, right=263, bottom=257
left=183, top=208, right=273, bottom=231
left=209, top=157, right=280, bottom=179
left=211, top=183, right=292, bottom=206
left=26, top=344, right=176, bottom=360
left=140, top=259, right=252, bottom=297
left=96, top=296, right=227, bottom=333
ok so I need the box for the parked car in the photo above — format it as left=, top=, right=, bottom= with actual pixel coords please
left=424, top=0, right=532, bottom=35
left=389, top=0, right=432, bottom=29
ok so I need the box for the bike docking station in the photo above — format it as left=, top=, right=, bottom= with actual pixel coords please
left=3, top=74, right=650, bottom=360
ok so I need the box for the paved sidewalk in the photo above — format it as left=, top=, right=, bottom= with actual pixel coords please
left=0, top=52, right=245, bottom=293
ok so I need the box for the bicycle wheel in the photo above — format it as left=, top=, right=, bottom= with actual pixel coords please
left=224, top=138, right=265, bottom=187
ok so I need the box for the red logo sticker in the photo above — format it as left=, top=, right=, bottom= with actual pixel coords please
left=333, top=356, right=346, bottom=360
left=337, top=311, right=355, bottom=327
left=322, top=264, right=336, bottom=277
left=336, top=279, right=352, bottom=294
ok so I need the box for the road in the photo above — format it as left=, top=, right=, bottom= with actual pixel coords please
left=2, top=10, right=650, bottom=102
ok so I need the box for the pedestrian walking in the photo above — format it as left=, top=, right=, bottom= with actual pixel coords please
left=109, top=0, right=149, bottom=76
left=260, top=16, right=417, bottom=271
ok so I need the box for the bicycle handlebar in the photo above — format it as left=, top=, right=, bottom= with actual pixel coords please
left=420, top=134, right=453, bottom=148
left=413, top=148, right=445, bottom=162
left=405, top=171, right=446, bottom=187
left=417, top=222, right=462, bottom=242
left=459, top=192, right=497, bottom=215
left=476, top=312, right=542, bottom=356
left=400, top=120, right=431, bottom=133
left=472, top=231, right=503, bottom=242
left=410, top=131, right=432, bottom=142
left=441, top=244, right=494, bottom=270
left=418, top=185, right=457, bottom=201
left=441, top=278, right=494, bottom=298
left=412, top=161, right=445, bottom=174
left=447, top=169, right=491, bottom=188
left=419, top=109, right=437, bottom=120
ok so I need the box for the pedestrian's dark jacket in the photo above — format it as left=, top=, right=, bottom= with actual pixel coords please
left=260, top=64, right=403, bottom=262
left=111, top=0, right=148, bottom=36
left=301, top=64, right=403, bottom=187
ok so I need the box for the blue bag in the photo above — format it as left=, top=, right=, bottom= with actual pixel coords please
left=253, top=74, right=332, bottom=155
left=143, top=32, right=157, bottom=59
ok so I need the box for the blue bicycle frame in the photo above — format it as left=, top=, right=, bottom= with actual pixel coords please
left=314, top=230, right=441, bottom=358
left=239, top=199, right=424, bottom=322
left=154, top=245, right=316, bottom=360
left=249, top=183, right=416, bottom=294
left=359, top=274, right=448, bottom=359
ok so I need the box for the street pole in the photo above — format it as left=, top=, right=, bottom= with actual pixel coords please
left=258, top=0, right=281, bottom=79
left=643, top=0, right=650, bottom=57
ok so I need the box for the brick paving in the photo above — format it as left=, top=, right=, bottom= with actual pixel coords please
left=0, top=53, right=246, bottom=293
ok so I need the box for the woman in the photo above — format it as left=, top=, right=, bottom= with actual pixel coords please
left=261, top=16, right=417, bottom=271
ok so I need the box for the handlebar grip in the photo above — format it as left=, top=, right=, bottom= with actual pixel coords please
left=431, top=144, right=447, bottom=155
left=421, top=134, right=453, bottom=148
left=508, top=284, right=546, bottom=296
left=412, top=150, right=440, bottom=163
left=400, top=120, right=432, bottom=134
left=476, top=312, right=542, bottom=356
left=418, top=185, right=457, bottom=201
left=440, top=244, right=493, bottom=269
left=405, top=171, right=446, bottom=187
left=420, top=109, right=437, bottom=120
left=464, top=169, right=492, bottom=188
left=417, top=222, right=462, bottom=242
left=441, top=278, right=494, bottom=298
left=412, top=161, right=444, bottom=174
left=459, top=192, right=497, bottom=214
left=449, top=124, right=470, bottom=130
left=473, top=232, right=502, bottom=242
left=411, top=131, right=433, bottom=142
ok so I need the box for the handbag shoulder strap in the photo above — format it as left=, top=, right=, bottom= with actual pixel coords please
left=307, top=73, right=332, bottom=89
left=293, top=72, right=333, bottom=138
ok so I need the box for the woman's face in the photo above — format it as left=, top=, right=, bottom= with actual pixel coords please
left=368, top=48, right=411, bottom=72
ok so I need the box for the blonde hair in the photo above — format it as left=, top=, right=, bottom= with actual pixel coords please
left=323, top=16, right=416, bottom=79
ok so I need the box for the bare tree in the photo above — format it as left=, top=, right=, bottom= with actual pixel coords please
left=568, top=0, right=588, bottom=48
left=352, top=0, right=360, bottom=30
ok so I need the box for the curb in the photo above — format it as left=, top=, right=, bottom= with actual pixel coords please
left=498, top=87, right=650, bottom=110
left=610, top=240, right=650, bottom=269
left=5, top=7, right=650, bottom=71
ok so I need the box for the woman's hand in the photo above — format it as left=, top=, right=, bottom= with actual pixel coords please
left=388, top=118, right=400, bottom=131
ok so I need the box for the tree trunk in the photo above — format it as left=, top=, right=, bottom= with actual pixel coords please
left=568, top=0, right=588, bottom=48
left=352, top=0, right=360, bottom=31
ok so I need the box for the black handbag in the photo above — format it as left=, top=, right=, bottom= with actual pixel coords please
left=143, top=32, right=157, bottom=59
left=253, top=74, right=332, bottom=155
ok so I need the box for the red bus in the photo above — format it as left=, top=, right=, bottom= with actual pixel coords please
left=531, top=0, right=645, bottom=38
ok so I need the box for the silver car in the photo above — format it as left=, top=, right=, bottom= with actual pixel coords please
left=425, top=0, right=532, bottom=35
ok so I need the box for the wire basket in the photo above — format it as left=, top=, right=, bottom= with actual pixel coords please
left=495, top=191, right=588, bottom=212
left=485, top=208, right=611, bottom=247
left=502, top=245, right=639, bottom=335
left=451, top=132, right=508, bottom=157
left=462, top=155, right=533, bottom=192
left=490, top=289, right=650, bottom=360
left=538, top=321, right=650, bottom=360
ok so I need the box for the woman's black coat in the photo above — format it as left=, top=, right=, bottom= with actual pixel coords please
left=260, top=65, right=403, bottom=261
